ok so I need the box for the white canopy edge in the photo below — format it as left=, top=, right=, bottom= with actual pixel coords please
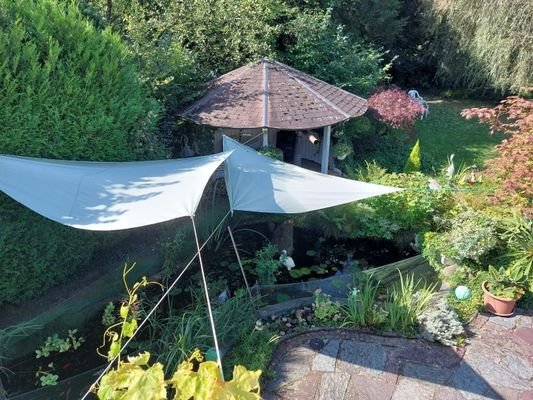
left=0, top=151, right=232, bottom=231
left=223, top=135, right=402, bottom=214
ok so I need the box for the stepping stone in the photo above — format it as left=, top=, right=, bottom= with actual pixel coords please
left=464, top=350, right=531, bottom=390
left=486, top=316, right=517, bottom=330
left=266, top=349, right=311, bottom=392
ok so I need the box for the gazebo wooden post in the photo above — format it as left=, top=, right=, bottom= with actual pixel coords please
left=321, top=125, right=331, bottom=174
left=262, top=127, right=268, bottom=147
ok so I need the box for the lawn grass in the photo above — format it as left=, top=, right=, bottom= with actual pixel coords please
left=415, top=99, right=505, bottom=170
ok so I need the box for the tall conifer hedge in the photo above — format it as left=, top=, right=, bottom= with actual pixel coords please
left=0, top=0, right=164, bottom=305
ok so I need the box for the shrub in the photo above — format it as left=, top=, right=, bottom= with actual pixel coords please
left=368, top=87, right=425, bottom=130
left=418, top=298, right=465, bottom=346
left=448, top=208, right=499, bottom=263
left=403, top=139, right=421, bottom=173
left=422, top=207, right=500, bottom=271
left=0, top=197, right=112, bottom=305
left=462, top=94, right=533, bottom=216
left=0, top=0, right=163, bottom=161
left=367, top=173, right=453, bottom=234
left=298, top=172, right=453, bottom=241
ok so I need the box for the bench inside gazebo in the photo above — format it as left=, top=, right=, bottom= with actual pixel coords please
left=179, top=58, right=368, bottom=174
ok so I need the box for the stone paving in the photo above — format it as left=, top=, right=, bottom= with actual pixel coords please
left=263, top=312, right=533, bottom=400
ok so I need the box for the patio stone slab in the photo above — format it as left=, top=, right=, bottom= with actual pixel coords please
left=312, top=339, right=340, bottom=372
left=391, top=378, right=436, bottom=400
left=336, top=341, right=387, bottom=377
left=344, top=375, right=395, bottom=400
left=263, top=313, right=533, bottom=400
left=316, top=372, right=350, bottom=400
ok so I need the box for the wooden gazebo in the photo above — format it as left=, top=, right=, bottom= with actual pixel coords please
left=179, top=58, right=367, bottom=173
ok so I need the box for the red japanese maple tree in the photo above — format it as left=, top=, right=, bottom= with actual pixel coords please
left=368, top=87, right=425, bottom=131
left=462, top=92, right=533, bottom=216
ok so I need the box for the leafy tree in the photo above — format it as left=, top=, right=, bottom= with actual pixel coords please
left=462, top=93, right=533, bottom=216
left=367, top=87, right=424, bottom=130
left=84, top=0, right=290, bottom=153
left=0, top=0, right=160, bottom=305
left=161, top=0, right=290, bottom=75
left=419, top=0, right=533, bottom=95
left=321, top=0, right=406, bottom=48
left=404, top=139, right=421, bottom=173
left=282, top=9, right=390, bottom=95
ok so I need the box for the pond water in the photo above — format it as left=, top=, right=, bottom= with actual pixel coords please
left=3, top=313, right=104, bottom=398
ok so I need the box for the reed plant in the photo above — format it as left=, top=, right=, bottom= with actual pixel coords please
left=146, top=289, right=258, bottom=375
left=342, top=274, right=384, bottom=328
left=385, top=272, right=436, bottom=335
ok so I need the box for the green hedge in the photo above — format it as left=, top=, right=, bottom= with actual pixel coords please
left=0, top=0, right=164, bottom=306
left=0, top=0, right=163, bottom=160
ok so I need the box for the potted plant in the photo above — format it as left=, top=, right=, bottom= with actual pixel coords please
left=482, top=265, right=527, bottom=316
left=332, top=143, right=352, bottom=160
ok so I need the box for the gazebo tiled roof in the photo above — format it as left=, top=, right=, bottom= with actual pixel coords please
left=179, top=58, right=368, bottom=130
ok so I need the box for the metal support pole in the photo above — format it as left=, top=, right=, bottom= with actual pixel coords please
left=227, top=226, right=252, bottom=299
left=191, top=216, right=224, bottom=379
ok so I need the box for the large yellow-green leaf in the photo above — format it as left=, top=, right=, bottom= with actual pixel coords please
left=97, top=353, right=167, bottom=400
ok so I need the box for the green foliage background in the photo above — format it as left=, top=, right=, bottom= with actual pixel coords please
left=420, top=0, right=532, bottom=95
left=0, top=0, right=161, bottom=305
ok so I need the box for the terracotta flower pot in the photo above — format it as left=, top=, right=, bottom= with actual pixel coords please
left=481, top=281, right=518, bottom=317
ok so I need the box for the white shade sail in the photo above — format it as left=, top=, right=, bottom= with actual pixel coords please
left=0, top=152, right=231, bottom=231
left=223, top=135, right=401, bottom=214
